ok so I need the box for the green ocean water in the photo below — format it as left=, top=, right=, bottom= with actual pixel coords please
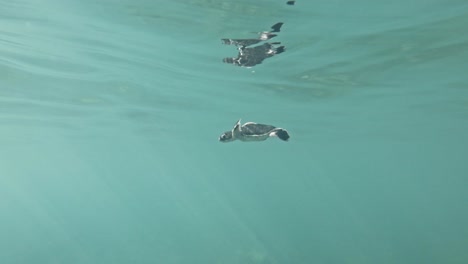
left=1, top=0, right=468, bottom=263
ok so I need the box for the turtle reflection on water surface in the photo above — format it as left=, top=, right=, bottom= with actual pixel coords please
left=221, top=22, right=285, bottom=68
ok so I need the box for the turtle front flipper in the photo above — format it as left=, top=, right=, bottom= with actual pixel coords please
left=233, top=119, right=241, bottom=131
left=232, top=119, right=243, bottom=139
left=270, top=22, right=284, bottom=32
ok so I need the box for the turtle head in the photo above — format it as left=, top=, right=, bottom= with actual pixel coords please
left=219, top=131, right=234, bottom=142
left=223, top=57, right=240, bottom=66
left=219, top=120, right=241, bottom=143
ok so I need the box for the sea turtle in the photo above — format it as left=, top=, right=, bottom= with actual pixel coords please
left=219, top=119, right=290, bottom=142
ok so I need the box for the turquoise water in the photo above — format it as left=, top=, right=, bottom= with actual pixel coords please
left=1, top=0, right=468, bottom=263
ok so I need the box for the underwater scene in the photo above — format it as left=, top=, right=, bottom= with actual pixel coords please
left=1, top=0, right=468, bottom=263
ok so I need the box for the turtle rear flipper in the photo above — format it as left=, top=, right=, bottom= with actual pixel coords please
left=271, top=129, right=290, bottom=141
